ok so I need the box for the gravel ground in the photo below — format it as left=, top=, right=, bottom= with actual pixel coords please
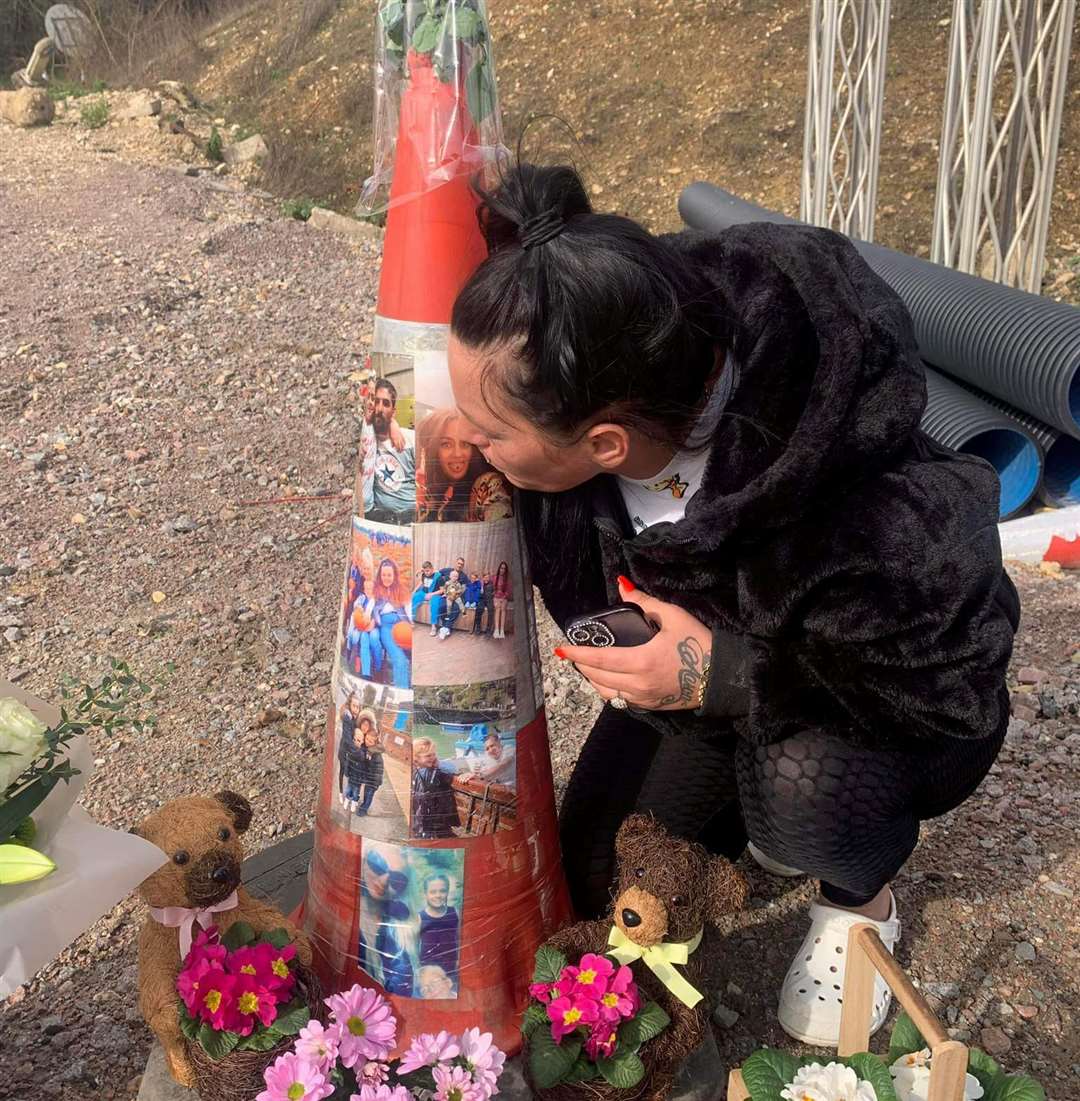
left=1, top=116, right=1078, bottom=1100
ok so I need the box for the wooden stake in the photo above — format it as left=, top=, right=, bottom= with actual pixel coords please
left=837, top=922, right=876, bottom=1056
left=728, top=1069, right=750, bottom=1101
left=927, top=1041, right=969, bottom=1101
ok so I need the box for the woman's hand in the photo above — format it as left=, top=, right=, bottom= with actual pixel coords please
left=556, top=578, right=712, bottom=712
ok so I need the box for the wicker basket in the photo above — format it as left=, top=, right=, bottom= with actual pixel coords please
left=728, top=924, right=970, bottom=1101
left=187, top=968, right=323, bottom=1101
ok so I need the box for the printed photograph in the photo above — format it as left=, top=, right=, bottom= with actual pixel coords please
left=415, top=406, right=513, bottom=523
left=411, top=520, right=517, bottom=688
left=340, top=518, right=413, bottom=690
left=329, top=672, right=412, bottom=842
left=357, top=840, right=464, bottom=1001
left=355, top=368, right=417, bottom=527
left=410, top=708, right=518, bottom=839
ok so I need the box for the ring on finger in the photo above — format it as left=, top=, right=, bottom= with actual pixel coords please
left=610, top=692, right=629, bottom=711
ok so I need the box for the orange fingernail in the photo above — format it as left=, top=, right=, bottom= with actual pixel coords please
left=617, top=575, right=635, bottom=592
left=554, top=647, right=567, bottom=660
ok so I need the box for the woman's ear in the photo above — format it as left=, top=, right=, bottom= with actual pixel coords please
left=704, top=855, right=748, bottom=924
left=585, top=423, right=631, bottom=472
left=215, top=790, right=253, bottom=834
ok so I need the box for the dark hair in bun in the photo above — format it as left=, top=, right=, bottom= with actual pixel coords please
left=450, top=161, right=724, bottom=450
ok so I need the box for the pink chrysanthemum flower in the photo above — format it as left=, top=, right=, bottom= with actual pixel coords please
left=257, top=1053, right=334, bottom=1101
left=546, top=994, right=600, bottom=1042
left=325, top=986, right=397, bottom=1066
left=359, top=1061, right=391, bottom=1085
left=350, top=1086, right=412, bottom=1101
left=295, top=1021, right=340, bottom=1071
left=597, top=964, right=638, bottom=1022
left=458, top=1027, right=505, bottom=1092
left=433, top=1065, right=484, bottom=1101
left=556, top=954, right=614, bottom=1000
left=397, top=1030, right=462, bottom=1075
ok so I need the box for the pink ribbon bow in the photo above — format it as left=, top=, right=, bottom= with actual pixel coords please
left=149, top=891, right=239, bottom=959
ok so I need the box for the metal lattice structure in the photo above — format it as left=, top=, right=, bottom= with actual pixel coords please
left=932, top=0, right=1076, bottom=292
left=801, top=0, right=893, bottom=240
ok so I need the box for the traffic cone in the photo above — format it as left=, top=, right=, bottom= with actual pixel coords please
left=297, top=8, right=570, bottom=1056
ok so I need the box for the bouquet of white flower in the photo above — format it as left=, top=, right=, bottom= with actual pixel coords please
left=0, top=664, right=169, bottom=997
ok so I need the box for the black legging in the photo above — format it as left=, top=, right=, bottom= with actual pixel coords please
left=558, top=707, right=1003, bottom=917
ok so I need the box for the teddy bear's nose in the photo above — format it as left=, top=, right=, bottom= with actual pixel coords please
left=621, top=907, right=642, bottom=928
left=211, top=864, right=233, bottom=884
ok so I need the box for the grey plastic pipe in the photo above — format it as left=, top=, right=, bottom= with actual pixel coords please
left=922, top=368, right=1042, bottom=519
left=678, top=182, right=1080, bottom=439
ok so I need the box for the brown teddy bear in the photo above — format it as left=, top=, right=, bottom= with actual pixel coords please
left=133, top=791, right=312, bottom=1088
left=541, top=814, right=748, bottom=1101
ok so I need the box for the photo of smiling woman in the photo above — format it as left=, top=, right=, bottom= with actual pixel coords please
left=357, top=840, right=464, bottom=1000
left=417, top=406, right=513, bottom=523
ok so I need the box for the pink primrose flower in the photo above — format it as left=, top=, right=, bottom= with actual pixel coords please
left=229, top=973, right=279, bottom=1036
left=546, top=995, right=600, bottom=1042
left=556, top=954, right=613, bottom=1000
left=196, top=970, right=237, bottom=1029
left=528, top=981, right=557, bottom=1004
left=597, top=964, right=639, bottom=1022
left=177, top=953, right=224, bottom=1015
left=584, top=1022, right=619, bottom=1062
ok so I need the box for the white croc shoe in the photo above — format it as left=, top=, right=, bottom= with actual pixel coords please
left=778, top=892, right=901, bottom=1048
left=748, top=841, right=804, bottom=878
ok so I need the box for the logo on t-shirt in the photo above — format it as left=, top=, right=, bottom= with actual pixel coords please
left=646, top=473, right=689, bottom=499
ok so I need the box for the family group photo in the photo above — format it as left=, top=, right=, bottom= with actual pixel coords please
left=357, top=840, right=464, bottom=1002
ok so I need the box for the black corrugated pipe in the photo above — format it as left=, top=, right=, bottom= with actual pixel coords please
left=922, top=368, right=1042, bottom=519
left=678, top=182, right=1080, bottom=439
left=946, top=377, right=1080, bottom=508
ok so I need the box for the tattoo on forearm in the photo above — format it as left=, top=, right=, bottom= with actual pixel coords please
left=657, top=637, right=704, bottom=707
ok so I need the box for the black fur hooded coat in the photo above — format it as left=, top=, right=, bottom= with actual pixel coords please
left=520, top=222, right=1020, bottom=753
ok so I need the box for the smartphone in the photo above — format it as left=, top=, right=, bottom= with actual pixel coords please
left=564, top=602, right=658, bottom=648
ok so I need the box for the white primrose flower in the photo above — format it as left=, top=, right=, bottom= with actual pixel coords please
left=890, top=1050, right=984, bottom=1101
left=780, top=1061, right=878, bottom=1101
left=0, top=698, right=48, bottom=795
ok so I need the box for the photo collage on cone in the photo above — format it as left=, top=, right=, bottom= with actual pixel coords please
left=337, top=343, right=543, bottom=999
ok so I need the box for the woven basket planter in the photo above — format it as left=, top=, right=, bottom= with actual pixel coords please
left=187, top=968, right=323, bottom=1101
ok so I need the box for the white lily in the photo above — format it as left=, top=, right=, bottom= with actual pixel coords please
left=781, top=1061, right=878, bottom=1101
left=0, top=697, right=49, bottom=794
left=890, top=1050, right=984, bottom=1101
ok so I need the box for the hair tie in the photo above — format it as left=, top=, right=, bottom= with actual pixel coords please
left=520, top=208, right=566, bottom=251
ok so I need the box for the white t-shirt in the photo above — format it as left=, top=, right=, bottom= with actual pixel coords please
left=617, top=359, right=733, bottom=534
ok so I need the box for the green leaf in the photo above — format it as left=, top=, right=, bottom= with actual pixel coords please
left=563, top=1056, right=599, bottom=1084
left=0, top=775, right=55, bottom=844
left=985, top=1075, right=1046, bottom=1101
left=177, top=1008, right=200, bottom=1041
left=221, top=921, right=256, bottom=950
left=235, top=1027, right=285, bottom=1052
left=532, top=945, right=567, bottom=985
left=450, top=7, right=482, bottom=41
left=742, top=1049, right=801, bottom=1101
left=521, top=1003, right=548, bottom=1037
left=616, top=1016, right=642, bottom=1052
left=464, top=56, right=497, bottom=123
left=396, top=1067, right=437, bottom=1093
left=598, top=1051, right=646, bottom=1089
left=887, top=1011, right=927, bottom=1062
left=270, top=1001, right=311, bottom=1036
left=968, top=1049, right=1004, bottom=1095
left=844, top=1053, right=897, bottom=1101
left=528, top=1028, right=581, bottom=1089
left=380, top=0, right=405, bottom=45
left=633, top=1000, right=670, bottom=1044
left=196, top=1024, right=240, bottom=1061
left=262, top=928, right=291, bottom=949
left=412, top=13, right=440, bottom=52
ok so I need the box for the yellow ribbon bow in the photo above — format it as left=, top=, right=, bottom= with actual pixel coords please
left=607, top=924, right=705, bottom=1008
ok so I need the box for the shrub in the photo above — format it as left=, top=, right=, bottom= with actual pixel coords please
left=80, top=97, right=110, bottom=129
